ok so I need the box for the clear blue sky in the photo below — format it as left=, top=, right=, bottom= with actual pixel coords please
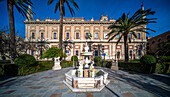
left=0, top=0, right=170, bottom=38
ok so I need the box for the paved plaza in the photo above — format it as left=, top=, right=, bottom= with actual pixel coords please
left=0, top=67, right=170, bottom=97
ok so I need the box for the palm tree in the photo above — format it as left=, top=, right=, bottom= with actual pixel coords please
left=107, top=8, right=156, bottom=62
left=1, top=0, right=34, bottom=63
left=47, top=0, right=79, bottom=49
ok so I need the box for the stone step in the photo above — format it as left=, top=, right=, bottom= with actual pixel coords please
left=78, top=81, right=95, bottom=84
left=78, top=83, right=95, bottom=87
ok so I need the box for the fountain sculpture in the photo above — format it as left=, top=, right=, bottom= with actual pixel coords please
left=63, top=42, right=110, bottom=92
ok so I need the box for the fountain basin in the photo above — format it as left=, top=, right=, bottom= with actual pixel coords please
left=63, top=69, right=110, bottom=92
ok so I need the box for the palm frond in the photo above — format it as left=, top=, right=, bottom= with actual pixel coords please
left=47, top=0, right=54, bottom=5
left=116, top=34, right=123, bottom=45
left=54, top=2, right=60, bottom=13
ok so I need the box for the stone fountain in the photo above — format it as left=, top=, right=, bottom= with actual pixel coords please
left=63, top=42, right=110, bottom=92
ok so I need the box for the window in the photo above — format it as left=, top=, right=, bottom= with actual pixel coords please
left=76, top=32, right=79, bottom=39
left=129, top=33, right=132, bottom=38
left=137, top=50, right=141, bottom=56
left=31, top=50, right=34, bottom=56
left=158, top=38, right=161, bottom=42
left=104, top=32, right=108, bottom=39
left=117, top=34, right=120, bottom=38
left=66, top=32, right=70, bottom=39
left=53, top=33, right=57, bottom=39
left=152, top=40, right=155, bottom=44
left=95, top=33, right=98, bottom=39
left=76, top=50, right=79, bottom=56
left=167, top=35, right=170, bottom=39
left=117, top=52, right=120, bottom=59
left=85, top=33, right=89, bottom=39
left=94, top=50, right=99, bottom=56
left=65, top=50, right=69, bottom=56
left=137, top=33, right=140, bottom=39
left=129, top=50, right=133, bottom=55
left=32, top=32, right=35, bottom=39
left=41, top=32, right=44, bottom=38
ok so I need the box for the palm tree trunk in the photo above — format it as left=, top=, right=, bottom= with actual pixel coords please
left=7, top=0, right=16, bottom=63
left=59, top=0, right=63, bottom=49
left=124, top=35, right=129, bottom=62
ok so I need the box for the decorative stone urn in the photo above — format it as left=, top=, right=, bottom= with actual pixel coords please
left=52, top=57, right=61, bottom=70
left=111, top=57, right=119, bottom=70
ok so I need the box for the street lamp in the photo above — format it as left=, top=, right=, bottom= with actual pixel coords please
left=63, top=39, right=75, bottom=68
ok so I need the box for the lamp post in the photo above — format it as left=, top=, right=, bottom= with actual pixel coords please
left=64, top=39, right=75, bottom=68
left=72, top=41, right=75, bottom=68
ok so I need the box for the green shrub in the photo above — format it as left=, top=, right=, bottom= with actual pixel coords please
left=155, top=63, right=166, bottom=73
left=140, top=55, right=156, bottom=65
left=140, top=55, right=156, bottom=73
left=104, top=61, right=112, bottom=68
left=71, top=56, right=78, bottom=66
left=14, top=54, right=36, bottom=75
left=61, top=61, right=74, bottom=68
left=94, top=56, right=102, bottom=66
left=118, top=62, right=143, bottom=73
left=71, top=56, right=78, bottom=62
left=37, top=61, right=54, bottom=72
left=15, top=54, right=36, bottom=67
left=160, top=56, right=170, bottom=62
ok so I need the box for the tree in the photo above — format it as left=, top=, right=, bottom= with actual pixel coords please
left=0, top=27, right=25, bottom=59
left=41, top=47, right=66, bottom=60
left=156, top=39, right=170, bottom=57
left=47, top=0, right=79, bottom=49
left=107, top=7, right=156, bottom=62
left=0, top=0, right=35, bottom=63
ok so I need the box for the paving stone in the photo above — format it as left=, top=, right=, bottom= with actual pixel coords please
left=133, top=92, right=148, bottom=97
left=2, top=90, right=16, bottom=94
left=0, top=67, right=170, bottom=97
left=76, top=93, right=86, bottom=97
left=50, top=93, right=62, bottom=97
left=86, top=93, right=94, bottom=97
left=122, top=92, right=135, bottom=97
left=61, top=93, right=77, bottom=97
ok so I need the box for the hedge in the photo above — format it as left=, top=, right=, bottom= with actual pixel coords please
left=60, top=61, right=76, bottom=68
left=0, top=61, right=54, bottom=76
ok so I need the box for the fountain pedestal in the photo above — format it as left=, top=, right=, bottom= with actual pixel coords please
left=63, top=42, right=110, bottom=92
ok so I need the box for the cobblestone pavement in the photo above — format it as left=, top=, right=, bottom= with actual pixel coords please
left=0, top=67, right=170, bottom=97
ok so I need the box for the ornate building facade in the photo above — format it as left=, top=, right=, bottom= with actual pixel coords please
left=24, top=6, right=147, bottom=61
